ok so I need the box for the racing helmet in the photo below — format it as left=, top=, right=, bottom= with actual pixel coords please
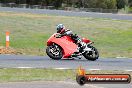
left=56, top=24, right=65, bottom=33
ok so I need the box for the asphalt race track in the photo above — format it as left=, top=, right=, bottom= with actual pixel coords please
left=0, top=81, right=131, bottom=88
left=0, top=81, right=100, bottom=88
left=0, top=55, right=132, bottom=71
left=0, top=7, right=132, bottom=20
left=0, top=55, right=131, bottom=88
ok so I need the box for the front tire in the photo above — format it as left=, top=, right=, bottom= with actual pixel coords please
left=83, top=46, right=99, bottom=61
left=46, top=44, right=63, bottom=60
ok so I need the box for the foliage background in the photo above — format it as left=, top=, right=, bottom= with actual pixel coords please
left=0, top=0, right=132, bottom=9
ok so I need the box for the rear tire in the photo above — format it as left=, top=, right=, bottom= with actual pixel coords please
left=46, top=44, right=63, bottom=60
left=83, top=46, right=99, bottom=61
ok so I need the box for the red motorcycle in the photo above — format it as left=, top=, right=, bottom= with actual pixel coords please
left=46, top=33, right=99, bottom=61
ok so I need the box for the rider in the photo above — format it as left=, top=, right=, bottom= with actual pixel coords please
left=56, top=24, right=80, bottom=44
left=56, top=24, right=85, bottom=56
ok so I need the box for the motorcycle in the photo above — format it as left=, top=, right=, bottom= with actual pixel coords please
left=46, top=33, right=99, bottom=61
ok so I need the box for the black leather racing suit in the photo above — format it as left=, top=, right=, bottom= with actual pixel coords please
left=57, top=29, right=80, bottom=44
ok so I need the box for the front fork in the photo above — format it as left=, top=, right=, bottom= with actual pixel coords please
left=71, top=42, right=94, bottom=59
left=79, top=42, right=94, bottom=54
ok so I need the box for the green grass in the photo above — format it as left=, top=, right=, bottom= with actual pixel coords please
left=0, top=68, right=131, bottom=82
left=0, top=68, right=75, bottom=82
left=0, top=12, right=132, bottom=57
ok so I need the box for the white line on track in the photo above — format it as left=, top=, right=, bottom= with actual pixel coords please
left=17, top=67, right=33, bottom=69
left=3, top=67, right=132, bottom=72
left=125, top=70, right=132, bottom=72
left=54, top=68, right=71, bottom=70
left=116, top=57, right=128, bottom=58
left=88, top=69, right=101, bottom=71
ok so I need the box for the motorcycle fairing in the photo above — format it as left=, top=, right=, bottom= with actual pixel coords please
left=82, top=38, right=91, bottom=43
left=47, top=33, right=78, bottom=58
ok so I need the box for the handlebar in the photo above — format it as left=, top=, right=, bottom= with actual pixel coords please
left=54, top=34, right=61, bottom=38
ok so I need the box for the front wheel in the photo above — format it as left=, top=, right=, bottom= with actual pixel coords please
left=83, top=46, right=99, bottom=61
left=46, top=44, right=63, bottom=60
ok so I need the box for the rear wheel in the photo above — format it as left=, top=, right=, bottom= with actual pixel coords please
left=83, top=46, right=99, bottom=61
left=46, top=44, right=63, bottom=60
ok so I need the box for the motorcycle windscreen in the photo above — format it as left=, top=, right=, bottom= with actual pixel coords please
left=52, top=36, right=78, bottom=58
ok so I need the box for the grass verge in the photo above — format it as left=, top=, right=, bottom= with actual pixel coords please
left=0, top=68, right=132, bottom=82
left=0, top=68, right=75, bottom=82
left=0, top=12, right=131, bottom=57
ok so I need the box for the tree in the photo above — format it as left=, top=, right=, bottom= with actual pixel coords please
left=128, top=0, right=132, bottom=7
left=82, top=0, right=117, bottom=9
left=53, top=0, right=63, bottom=8
left=0, top=0, right=15, bottom=3
left=83, top=0, right=98, bottom=8
left=117, top=0, right=129, bottom=9
left=75, top=0, right=83, bottom=8
left=105, top=0, right=117, bottom=9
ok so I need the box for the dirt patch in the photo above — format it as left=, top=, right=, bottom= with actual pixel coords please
left=0, top=46, right=22, bottom=54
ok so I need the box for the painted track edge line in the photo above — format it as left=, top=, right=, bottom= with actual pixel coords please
left=0, top=67, right=132, bottom=72
left=17, top=67, right=34, bottom=69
